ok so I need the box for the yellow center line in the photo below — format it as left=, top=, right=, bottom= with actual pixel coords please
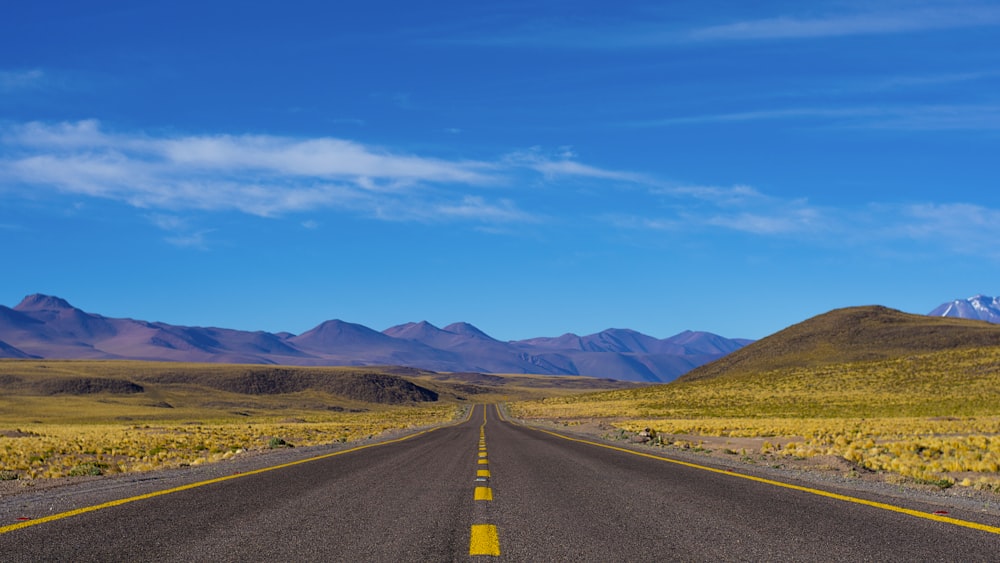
left=523, top=423, right=1000, bottom=536
left=474, top=486, right=493, bottom=501
left=469, top=524, right=501, bottom=556
left=0, top=406, right=476, bottom=535
left=477, top=469, right=490, bottom=478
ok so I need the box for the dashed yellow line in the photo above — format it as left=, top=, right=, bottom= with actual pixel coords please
left=470, top=405, right=500, bottom=556
left=0, top=406, right=476, bottom=536
left=527, top=424, right=1000, bottom=536
left=474, top=486, right=494, bottom=501
left=469, top=524, right=501, bottom=556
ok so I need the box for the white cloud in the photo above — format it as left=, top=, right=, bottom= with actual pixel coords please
left=686, top=6, right=1000, bottom=42
left=655, top=184, right=765, bottom=205
left=433, top=196, right=536, bottom=223
left=448, top=4, right=1000, bottom=49
left=704, top=207, right=824, bottom=235
left=0, top=69, right=45, bottom=92
left=0, top=119, right=647, bottom=227
left=0, top=121, right=493, bottom=218
left=627, top=105, right=1000, bottom=131
left=163, top=230, right=213, bottom=250
left=504, top=147, right=649, bottom=183
left=609, top=183, right=1000, bottom=260
left=892, top=203, right=1000, bottom=255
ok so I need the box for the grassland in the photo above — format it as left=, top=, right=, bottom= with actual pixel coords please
left=509, top=345, right=1000, bottom=492
left=0, top=359, right=630, bottom=482
left=0, top=360, right=459, bottom=481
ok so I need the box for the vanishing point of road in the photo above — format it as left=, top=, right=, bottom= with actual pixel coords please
left=1, top=404, right=997, bottom=561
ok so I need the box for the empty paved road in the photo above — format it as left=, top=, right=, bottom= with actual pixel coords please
left=2, top=404, right=997, bottom=561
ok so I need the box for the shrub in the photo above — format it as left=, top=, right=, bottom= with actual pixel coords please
left=267, top=437, right=292, bottom=449
left=68, top=462, right=106, bottom=477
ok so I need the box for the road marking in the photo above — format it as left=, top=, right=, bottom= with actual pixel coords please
left=469, top=524, right=500, bottom=556
left=474, top=486, right=493, bottom=501
left=478, top=459, right=488, bottom=465
left=478, top=469, right=490, bottom=477
left=0, top=407, right=476, bottom=535
left=527, top=424, right=1000, bottom=536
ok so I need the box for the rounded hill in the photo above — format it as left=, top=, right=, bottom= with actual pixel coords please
left=680, top=305, right=1000, bottom=382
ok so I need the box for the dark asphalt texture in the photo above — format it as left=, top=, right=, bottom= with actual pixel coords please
left=1, top=405, right=997, bottom=561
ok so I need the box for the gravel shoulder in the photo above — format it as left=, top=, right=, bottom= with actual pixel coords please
left=0, top=421, right=447, bottom=526
left=4, top=410, right=999, bottom=531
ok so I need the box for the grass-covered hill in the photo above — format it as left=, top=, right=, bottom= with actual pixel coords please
left=679, top=305, right=1000, bottom=383
left=0, top=359, right=637, bottom=423
left=509, top=306, right=1000, bottom=490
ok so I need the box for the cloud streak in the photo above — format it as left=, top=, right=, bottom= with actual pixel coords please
left=609, top=184, right=1000, bottom=260
left=447, top=3, right=1000, bottom=49
left=0, top=120, right=580, bottom=225
left=4, top=120, right=999, bottom=260
left=626, top=105, right=1000, bottom=131
left=0, top=69, right=45, bottom=92
left=685, top=6, right=1000, bottom=42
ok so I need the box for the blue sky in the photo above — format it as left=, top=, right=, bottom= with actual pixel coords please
left=2, top=1, right=999, bottom=341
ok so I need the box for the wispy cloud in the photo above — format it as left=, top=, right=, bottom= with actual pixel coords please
left=608, top=186, right=829, bottom=236
left=609, top=183, right=1000, bottom=259
left=0, top=120, right=641, bottom=231
left=685, top=6, right=1000, bottom=42
left=447, top=4, right=1000, bottom=49
left=627, top=105, right=1000, bottom=131
left=0, top=69, right=45, bottom=92
left=504, top=147, right=650, bottom=183
left=892, top=203, right=1000, bottom=257
left=7, top=120, right=998, bottom=258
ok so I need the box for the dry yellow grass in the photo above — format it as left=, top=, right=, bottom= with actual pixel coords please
left=0, top=406, right=458, bottom=479
left=0, top=360, right=465, bottom=480
left=0, top=359, right=628, bottom=481
left=509, top=346, right=1000, bottom=491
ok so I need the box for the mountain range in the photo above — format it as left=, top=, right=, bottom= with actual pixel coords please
left=928, top=294, right=1000, bottom=324
left=0, top=294, right=752, bottom=382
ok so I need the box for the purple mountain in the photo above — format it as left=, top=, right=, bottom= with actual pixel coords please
left=0, top=339, right=36, bottom=359
left=0, top=294, right=752, bottom=382
left=929, top=295, right=1000, bottom=324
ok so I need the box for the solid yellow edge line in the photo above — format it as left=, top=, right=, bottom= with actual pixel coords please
left=524, top=425, right=1000, bottom=535
left=0, top=405, right=475, bottom=535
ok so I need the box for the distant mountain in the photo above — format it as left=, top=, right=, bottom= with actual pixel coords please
left=0, top=339, right=36, bottom=359
left=0, top=294, right=752, bottom=382
left=680, top=305, right=1000, bottom=383
left=929, top=295, right=1000, bottom=324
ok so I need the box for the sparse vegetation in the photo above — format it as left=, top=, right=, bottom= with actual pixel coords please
left=0, top=359, right=628, bottom=481
left=510, top=344, right=1000, bottom=492
left=0, top=360, right=467, bottom=480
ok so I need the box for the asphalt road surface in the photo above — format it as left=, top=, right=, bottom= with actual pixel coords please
left=1, top=404, right=998, bottom=561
